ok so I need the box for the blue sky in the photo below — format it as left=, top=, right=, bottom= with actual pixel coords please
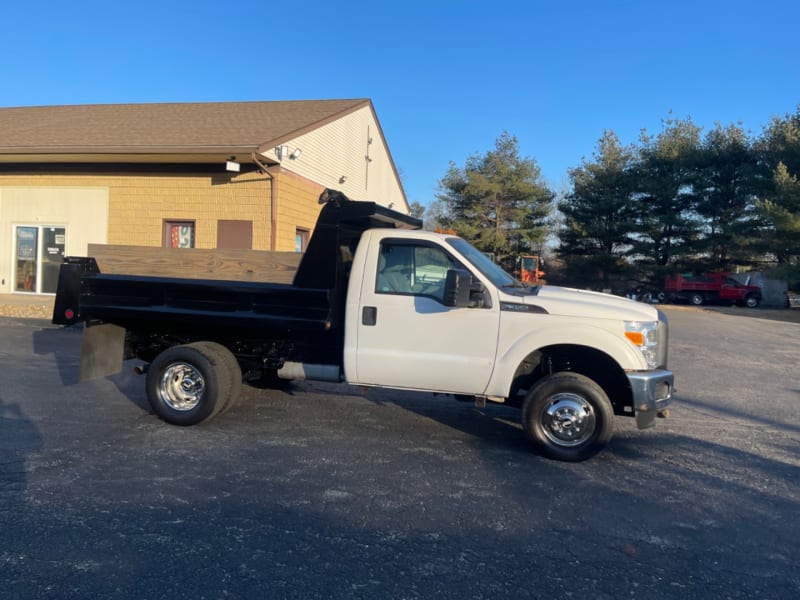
left=1, top=0, right=798, bottom=206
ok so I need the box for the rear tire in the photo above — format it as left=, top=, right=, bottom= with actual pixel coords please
left=188, top=342, right=242, bottom=414
left=744, top=294, right=760, bottom=308
left=690, top=293, right=704, bottom=306
left=146, top=344, right=226, bottom=426
left=521, top=372, right=614, bottom=462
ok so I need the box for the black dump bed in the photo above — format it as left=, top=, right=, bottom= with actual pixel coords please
left=54, top=266, right=333, bottom=338
left=52, top=190, right=421, bottom=343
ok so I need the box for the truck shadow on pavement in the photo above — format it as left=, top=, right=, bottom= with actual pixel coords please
left=0, top=394, right=42, bottom=515
left=31, top=321, right=152, bottom=413
left=358, top=386, right=533, bottom=454
left=31, top=322, right=83, bottom=385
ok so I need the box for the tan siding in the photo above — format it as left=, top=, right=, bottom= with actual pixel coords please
left=0, top=172, right=273, bottom=250
left=108, top=172, right=271, bottom=249
left=274, top=172, right=325, bottom=252
left=0, top=171, right=329, bottom=261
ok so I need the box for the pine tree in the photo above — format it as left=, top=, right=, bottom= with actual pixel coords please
left=557, top=131, right=636, bottom=288
left=629, top=116, right=702, bottom=275
left=691, top=123, right=767, bottom=269
left=756, top=107, right=800, bottom=271
left=436, top=132, right=553, bottom=265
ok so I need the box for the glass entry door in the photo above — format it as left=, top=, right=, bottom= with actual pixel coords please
left=14, top=226, right=66, bottom=294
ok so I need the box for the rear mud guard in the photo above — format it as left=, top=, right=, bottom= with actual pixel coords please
left=79, top=321, right=126, bottom=381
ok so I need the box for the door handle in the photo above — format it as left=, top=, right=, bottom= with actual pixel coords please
left=362, top=306, right=377, bottom=326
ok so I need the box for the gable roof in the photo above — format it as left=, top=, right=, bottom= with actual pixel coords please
left=0, top=99, right=371, bottom=155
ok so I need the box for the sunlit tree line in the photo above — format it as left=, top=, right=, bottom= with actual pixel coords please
left=418, top=106, right=800, bottom=289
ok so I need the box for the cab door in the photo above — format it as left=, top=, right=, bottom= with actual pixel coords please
left=720, top=277, right=745, bottom=302
left=352, top=237, right=500, bottom=394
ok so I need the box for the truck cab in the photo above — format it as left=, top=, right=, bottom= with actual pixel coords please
left=339, top=226, right=672, bottom=460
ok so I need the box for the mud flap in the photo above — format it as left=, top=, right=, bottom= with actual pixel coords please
left=79, top=322, right=126, bottom=381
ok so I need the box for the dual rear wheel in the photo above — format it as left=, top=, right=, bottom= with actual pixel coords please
left=145, top=342, right=242, bottom=426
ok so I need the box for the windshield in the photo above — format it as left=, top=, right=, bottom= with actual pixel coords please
left=446, top=237, right=522, bottom=289
left=521, top=256, right=538, bottom=271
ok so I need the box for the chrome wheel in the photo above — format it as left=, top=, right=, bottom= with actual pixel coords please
left=522, top=372, right=614, bottom=461
left=158, top=362, right=206, bottom=411
left=540, top=393, right=596, bottom=447
left=146, top=344, right=225, bottom=426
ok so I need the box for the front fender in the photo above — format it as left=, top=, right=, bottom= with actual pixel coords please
left=485, top=319, right=646, bottom=398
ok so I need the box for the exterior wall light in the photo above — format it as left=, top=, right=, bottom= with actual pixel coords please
left=225, top=157, right=240, bottom=172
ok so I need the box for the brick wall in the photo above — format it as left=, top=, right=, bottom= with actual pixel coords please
left=1, top=171, right=272, bottom=249
left=107, top=171, right=271, bottom=249
left=274, top=171, right=326, bottom=251
left=1, top=168, right=333, bottom=253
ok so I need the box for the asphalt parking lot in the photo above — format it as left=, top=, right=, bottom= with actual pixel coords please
left=1, top=307, right=799, bottom=599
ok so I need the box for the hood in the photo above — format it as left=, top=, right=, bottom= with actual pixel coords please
left=502, top=285, right=659, bottom=322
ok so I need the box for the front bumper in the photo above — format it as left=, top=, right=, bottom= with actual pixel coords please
left=627, top=369, right=674, bottom=430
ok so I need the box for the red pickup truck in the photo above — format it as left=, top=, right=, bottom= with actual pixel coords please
left=663, top=272, right=762, bottom=308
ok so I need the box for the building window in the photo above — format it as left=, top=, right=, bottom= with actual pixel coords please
left=295, top=228, right=310, bottom=253
left=164, top=221, right=195, bottom=248
left=13, top=225, right=66, bottom=294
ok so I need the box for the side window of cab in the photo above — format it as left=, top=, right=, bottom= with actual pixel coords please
left=376, top=241, right=459, bottom=303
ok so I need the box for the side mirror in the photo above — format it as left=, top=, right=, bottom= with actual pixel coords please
left=443, top=269, right=472, bottom=307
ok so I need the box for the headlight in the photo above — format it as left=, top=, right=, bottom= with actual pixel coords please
left=624, top=320, right=660, bottom=369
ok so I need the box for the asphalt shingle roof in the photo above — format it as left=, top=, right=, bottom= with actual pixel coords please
left=0, top=99, right=370, bottom=153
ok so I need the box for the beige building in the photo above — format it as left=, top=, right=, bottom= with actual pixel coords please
left=0, top=99, right=408, bottom=295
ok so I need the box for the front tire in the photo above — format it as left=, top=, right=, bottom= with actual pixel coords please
left=146, top=344, right=227, bottom=426
left=521, top=372, right=614, bottom=462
